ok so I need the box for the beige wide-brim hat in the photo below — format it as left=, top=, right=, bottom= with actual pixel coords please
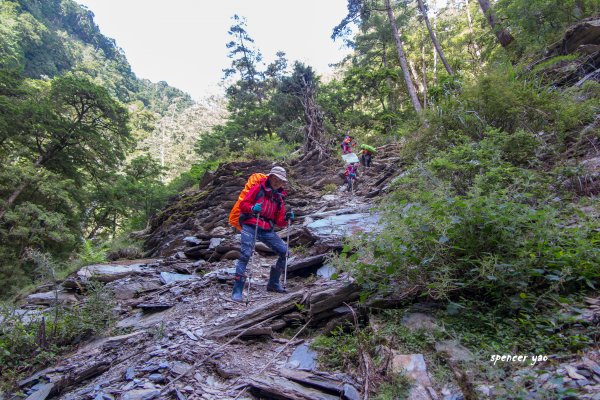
left=268, top=166, right=288, bottom=182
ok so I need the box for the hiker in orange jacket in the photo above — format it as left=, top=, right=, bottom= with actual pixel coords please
left=232, top=166, right=294, bottom=302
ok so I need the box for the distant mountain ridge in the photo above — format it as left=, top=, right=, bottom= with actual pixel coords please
left=0, top=0, right=194, bottom=114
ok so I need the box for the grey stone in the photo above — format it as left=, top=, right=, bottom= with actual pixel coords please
left=402, top=313, right=438, bottom=331
left=183, top=236, right=202, bottom=246
left=343, top=384, right=361, bottom=400
left=142, top=364, right=161, bottom=372
left=26, top=291, right=77, bottom=306
left=435, top=340, right=474, bottom=362
left=286, top=344, right=317, bottom=371
left=175, top=251, right=187, bottom=260
left=579, top=369, right=593, bottom=378
left=125, top=367, right=136, bottom=380
left=77, top=264, right=143, bottom=282
left=390, top=353, right=437, bottom=399
left=110, top=280, right=162, bottom=300
left=24, top=383, right=54, bottom=400
left=306, top=212, right=380, bottom=238
left=159, top=272, right=193, bottom=285
left=191, top=260, right=206, bottom=268
left=171, top=361, right=192, bottom=376
left=316, top=264, right=337, bottom=279
left=121, top=389, right=160, bottom=400
left=209, top=238, right=222, bottom=249
left=148, top=374, right=166, bottom=383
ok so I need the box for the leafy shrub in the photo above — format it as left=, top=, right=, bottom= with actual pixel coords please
left=373, top=374, right=412, bottom=400
left=349, top=162, right=599, bottom=304
left=0, top=281, right=115, bottom=391
left=413, top=66, right=597, bottom=160
left=77, top=239, right=107, bottom=266
left=311, top=327, right=360, bottom=371
left=241, top=135, right=299, bottom=161
left=322, top=183, right=338, bottom=194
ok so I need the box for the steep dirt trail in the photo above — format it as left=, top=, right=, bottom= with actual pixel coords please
left=14, top=146, right=404, bottom=400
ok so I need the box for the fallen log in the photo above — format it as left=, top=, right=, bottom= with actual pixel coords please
left=279, top=368, right=362, bottom=400
left=286, top=254, right=328, bottom=274
left=245, top=375, right=340, bottom=400
left=207, top=291, right=305, bottom=338
left=279, top=368, right=343, bottom=393
left=308, top=283, right=360, bottom=316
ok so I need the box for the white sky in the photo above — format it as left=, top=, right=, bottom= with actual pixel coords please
left=75, top=0, right=353, bottom=101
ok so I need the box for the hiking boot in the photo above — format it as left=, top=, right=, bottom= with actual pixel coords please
left=231, top=275, right=246, bottom=302
left=267, top=268, right=287, bottom=293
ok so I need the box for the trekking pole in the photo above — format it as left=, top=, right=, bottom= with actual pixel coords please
left=245, top=211, right=261, bottom=306
left=283, top=212, right=292, bottom=289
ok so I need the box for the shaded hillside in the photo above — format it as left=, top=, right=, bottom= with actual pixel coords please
left=0, top=0, right=193, bottom=112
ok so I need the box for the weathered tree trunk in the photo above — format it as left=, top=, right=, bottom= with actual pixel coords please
left=477, top=0, right=515, bottom=48
left=465, top=0, right=482, bottom=58
left=384, top=0, right=423, bottom=115
left=408, top=58, right=425, bottom=95
left=300, top=76, right=329, bottom=159
left=433, top=10, right=438, bottom=83
left=421, top=29, right=428, bottom=110
left=382, top=43, right=397, bottom=133
left=417, top=0, right=454, bottom=76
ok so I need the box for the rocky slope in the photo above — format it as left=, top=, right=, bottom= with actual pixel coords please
left=8, top=144, right=600, bottom=400
left=9, top=146, right=405, bottom=400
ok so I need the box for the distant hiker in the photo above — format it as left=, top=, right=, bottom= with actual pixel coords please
left=359, top=144, right=376, bottom=168
left=231, top=166, right=294, bottom=302
left=341, top=134, right=356, bottom=154
left=344, top=162, right=359, bottom=192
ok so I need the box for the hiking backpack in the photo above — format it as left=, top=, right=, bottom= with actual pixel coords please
left=228, top=173, right=267, bottom=231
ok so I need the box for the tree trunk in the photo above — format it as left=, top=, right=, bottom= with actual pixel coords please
left=417, top=0, right=454, bottom=75
left=408, top=58, right=424, bottom=95
left=465, top=0, right=482, bottom=58
left=575, top=0, right=586, bottom=17
left=300, top=77, right=329, bottom=159
left=382, top=42, right=397, bottom=115
left=0, top=155, right=45, bottom=220
left=477, top=0, right=515, bottom=48
left=382, top=44, right=397, bottom=133
left=384, top=0, right=423, bottom=115
left=421, top=29, right=428, bottom=110
left=433, top=9, right=438, bottom=83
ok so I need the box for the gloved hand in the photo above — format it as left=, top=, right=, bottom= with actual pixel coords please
left=251, top=203, right=262, bottom=213
left=349, top=173, right=356, bottom=178
left=285, top=211, right=294, bottom=221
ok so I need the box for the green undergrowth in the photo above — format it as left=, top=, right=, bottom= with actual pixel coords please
left=0, top=250, right=117, bottom=392
left=0, top=281, right=115, bottom=392
left=316, top=63, right=599, bottom=397
left=310, top=296, right=598, bottom=398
